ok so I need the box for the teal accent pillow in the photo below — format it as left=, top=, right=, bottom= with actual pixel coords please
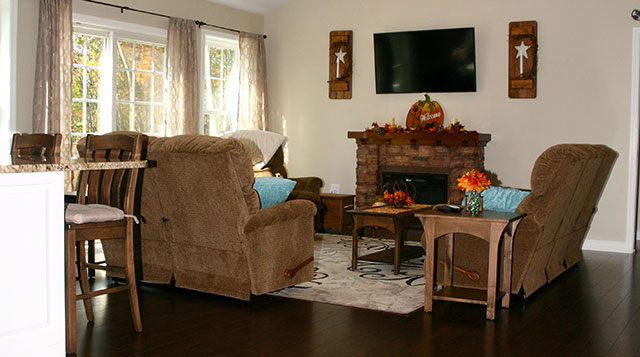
left=480, top=186, right=530, bottom=213
left=253, top=177, right=297, bottom=209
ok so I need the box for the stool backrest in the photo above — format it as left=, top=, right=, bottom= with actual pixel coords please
left=11, top=133, right=62, bottom=157
left=76, top=133, right=143, bottom=215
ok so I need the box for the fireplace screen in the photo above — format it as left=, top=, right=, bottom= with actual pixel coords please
left=381, top=171, right=448, bottom=204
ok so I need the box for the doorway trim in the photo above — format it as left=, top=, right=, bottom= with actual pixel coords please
left=626, top=28, right=640, bottom=253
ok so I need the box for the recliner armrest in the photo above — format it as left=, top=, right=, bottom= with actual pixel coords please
left=243, top=199, right=317, bottom=235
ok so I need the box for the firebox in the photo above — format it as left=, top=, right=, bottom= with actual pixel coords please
left=381, top=171, right=448, bottom=204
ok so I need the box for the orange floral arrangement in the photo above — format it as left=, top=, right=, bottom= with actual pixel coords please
left=382, top=188, right=415, bottom=207
left=457, top=169, right=491, bottom=192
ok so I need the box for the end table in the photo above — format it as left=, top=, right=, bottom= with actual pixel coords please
left=348, top=204, right=431, bottom=275
left=415, top=210, right=526, bottom=320
left=320, top=193, right=355, bottom=234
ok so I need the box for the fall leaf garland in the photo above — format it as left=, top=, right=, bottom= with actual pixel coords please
left=365, top=120, right=470, bottom=134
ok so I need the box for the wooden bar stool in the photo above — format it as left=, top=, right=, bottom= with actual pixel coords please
left=64, top=133, right=143, bottom=354
left=11, top=133, right=62, bottom=162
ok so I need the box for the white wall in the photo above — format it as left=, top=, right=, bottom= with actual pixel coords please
left=0, top=0, right=16, bottom=161
left=14, top=0, right=264, bottom=134
left=265, top=0, right=638, bottom=251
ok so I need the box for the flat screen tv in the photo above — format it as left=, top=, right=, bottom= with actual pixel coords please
left=374, top=27, right=476, bottom=93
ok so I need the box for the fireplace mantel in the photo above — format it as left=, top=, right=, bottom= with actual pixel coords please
left=350, top=131, right=491, bottom=208
left=347, top=131, right=491, bottom=147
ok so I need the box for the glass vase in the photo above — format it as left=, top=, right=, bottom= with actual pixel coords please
left=466, top=190, right=482, bottom=215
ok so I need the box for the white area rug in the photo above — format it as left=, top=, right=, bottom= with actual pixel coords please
left=269, top=233, right=426, bottom=314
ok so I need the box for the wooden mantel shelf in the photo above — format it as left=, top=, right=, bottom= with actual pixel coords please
left=347, top=131, right=491, bottom=147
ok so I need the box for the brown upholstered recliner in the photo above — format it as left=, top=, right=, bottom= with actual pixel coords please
left=102, top=135, right=317, bottom=300
left=432, top=144, right=616, bottom=298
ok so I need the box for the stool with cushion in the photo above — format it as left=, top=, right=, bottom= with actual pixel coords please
left=64, top=133, right=143, bottom=353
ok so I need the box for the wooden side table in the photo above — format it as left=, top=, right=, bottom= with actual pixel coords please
left=415, top=210, right=525, bottom=320
left=320, top=193, right=355, bottom=234
left=348, top=204, right=431, bottom=275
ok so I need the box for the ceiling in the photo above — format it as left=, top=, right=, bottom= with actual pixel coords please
left=204, top=0, right=290, bottom=15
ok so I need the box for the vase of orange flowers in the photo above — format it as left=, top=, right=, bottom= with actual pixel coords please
left=457, top=169, right=491, bottom=215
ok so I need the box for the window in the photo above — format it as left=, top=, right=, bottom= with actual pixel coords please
left=202, top=30, right=239, bottom=136
left=72, top=31, right=107, bottom=143
left=115, top=39, right=165, bottom=134
left=72, top=25, right=166, bottom=143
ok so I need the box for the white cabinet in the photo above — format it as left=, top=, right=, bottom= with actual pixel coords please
left=0, top=171, right=65, bottom=356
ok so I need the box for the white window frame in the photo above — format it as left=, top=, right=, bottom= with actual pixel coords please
left=72, top=27, right=112, bottom=141
left=0, top=0, right=17, bottom=161
left=71, top=14, right=167, bottom=138
left=200, top=28, right=240, bottom=136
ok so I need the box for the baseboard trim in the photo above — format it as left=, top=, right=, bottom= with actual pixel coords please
left=582, top=238, right=634, bottom=254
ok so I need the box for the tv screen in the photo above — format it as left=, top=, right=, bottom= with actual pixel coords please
left=374, top=27, right=476, bottom=93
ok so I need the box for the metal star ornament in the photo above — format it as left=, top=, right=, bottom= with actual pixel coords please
left=334, top=48, right=346, bottom=78
left=514, top=40, right=531, bottom=75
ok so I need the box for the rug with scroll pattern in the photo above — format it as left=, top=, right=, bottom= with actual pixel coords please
left=269, top=233, right=426, bottom=314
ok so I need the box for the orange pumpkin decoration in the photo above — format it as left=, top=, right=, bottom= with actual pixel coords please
left=405, top=94, right=444, bottom=129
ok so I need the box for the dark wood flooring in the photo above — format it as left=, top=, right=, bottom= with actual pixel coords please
left=73, top=250, right=640, bottom=356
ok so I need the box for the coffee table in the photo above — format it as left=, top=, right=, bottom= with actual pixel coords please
left=415, top=209, right=525, bottom=320
left=347, top=204, right=431, bottom=275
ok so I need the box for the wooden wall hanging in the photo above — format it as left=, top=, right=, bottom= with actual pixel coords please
left=329, top=30, right=352, bottom=99
left=508, top=21, right=537, bottom=98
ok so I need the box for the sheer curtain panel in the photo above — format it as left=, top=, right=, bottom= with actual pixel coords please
left=32, top=0, right=72, bottom=159
left=238, top=32, right=268, bottom=131
left=165, top=17, right=199, bottom=136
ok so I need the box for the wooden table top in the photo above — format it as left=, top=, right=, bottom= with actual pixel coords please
left=415, top=209, right=526, bottom=223
left=347, top=204, right=432, bottom=217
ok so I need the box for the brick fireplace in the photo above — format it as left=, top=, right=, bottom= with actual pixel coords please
left=348, top=131, right=491, bottom=208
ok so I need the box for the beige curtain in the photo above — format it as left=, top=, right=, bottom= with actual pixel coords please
left=32, top=0, right=72, bottom=158
left=165, top=17, right=199, bottom=136
left=238, top=32, right=268, bottom=131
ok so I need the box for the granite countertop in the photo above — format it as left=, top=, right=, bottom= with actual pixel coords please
left=0, top=156, right=147, bottom=173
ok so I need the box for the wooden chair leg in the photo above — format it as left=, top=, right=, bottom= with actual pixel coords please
left=77, top=240, right=94, bottom=322
left=65, top=229, right=77, bottom=354
left=87, top=240, right=96, bottom=279
left=124, top=222, right=142, bottom=332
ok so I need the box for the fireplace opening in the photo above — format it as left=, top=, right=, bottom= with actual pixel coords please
left=381, top=171, right=448, bottom=204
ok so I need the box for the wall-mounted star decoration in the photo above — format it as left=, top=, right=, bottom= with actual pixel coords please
left=514, top=40, right=531, bottom=75
left=329, top=30, right=352, bottom=99
left=509, top=21, right=538, bottom=98
left=334, top=48, right=346, bottom=79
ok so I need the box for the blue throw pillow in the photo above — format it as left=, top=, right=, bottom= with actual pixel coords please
left=253, top=177, right=297, bottom=209
left=480, top=186, right=530, bottom=213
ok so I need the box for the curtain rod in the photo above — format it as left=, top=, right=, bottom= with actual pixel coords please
left=82, top=0, right=267, bottom=38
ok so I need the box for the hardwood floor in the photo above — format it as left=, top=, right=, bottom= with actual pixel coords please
left=73, top=250, right=640, bottom=356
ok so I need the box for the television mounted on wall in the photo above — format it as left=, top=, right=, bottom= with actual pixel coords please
left=374, top=27, right=476, bottom=94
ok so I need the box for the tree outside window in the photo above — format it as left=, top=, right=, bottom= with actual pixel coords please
left=72, top=32, right=106, bottom=143
left=115, top=39, right=165, bottom=135
left=202, top=32, right=239, bottom=136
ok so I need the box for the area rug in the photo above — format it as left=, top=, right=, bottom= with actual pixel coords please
left=269, top=233, right=426, bottom=314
